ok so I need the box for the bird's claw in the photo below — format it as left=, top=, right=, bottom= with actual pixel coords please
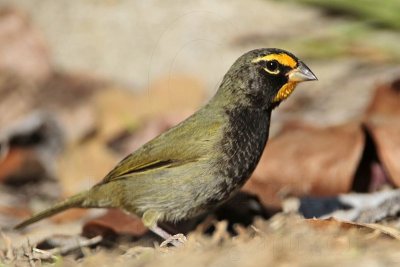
left=160, top=233, right=187, bottom=248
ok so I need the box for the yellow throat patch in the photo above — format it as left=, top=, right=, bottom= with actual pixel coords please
left=273, top=81, right=298, bottom=102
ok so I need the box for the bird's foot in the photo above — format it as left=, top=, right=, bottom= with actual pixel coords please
left=160, top=233, right=187, bottom=248
left=149, top=225, right=187, bottom=247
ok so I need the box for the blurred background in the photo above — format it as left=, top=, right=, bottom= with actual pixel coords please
left=1, top=0, right=400, bottom=264
left=2, top=0, right=400, bottom=127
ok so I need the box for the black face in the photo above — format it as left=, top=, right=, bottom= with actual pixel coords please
left=256, top=58, right=292, bottom=89
left=234, top=48, right=300, bottom=107
left=218, top=48, right=315, bottom=109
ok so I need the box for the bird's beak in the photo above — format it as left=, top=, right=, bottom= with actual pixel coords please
left=288, top=61, right=318, bottom=82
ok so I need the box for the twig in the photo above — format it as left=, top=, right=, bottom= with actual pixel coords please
left=30, top=235, right=103, bottom=261
left=32, top=248, right=57, bottom=261
left=47, top=235, right=102, bottom=256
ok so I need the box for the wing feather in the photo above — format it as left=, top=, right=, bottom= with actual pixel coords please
left=100, top=110, right=223, bottom=183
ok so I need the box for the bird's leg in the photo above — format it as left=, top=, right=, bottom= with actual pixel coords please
left=149, top=224, right=170, bottom=239
left=149, top=225, right=187, bottom=247
left=143, top=210, right=186, bottom=247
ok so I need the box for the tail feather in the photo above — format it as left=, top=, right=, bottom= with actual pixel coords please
left=14, top=191, right=88, bottom=229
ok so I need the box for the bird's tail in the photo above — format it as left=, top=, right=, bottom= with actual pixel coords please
left=14, top=191, right=88, bottom=229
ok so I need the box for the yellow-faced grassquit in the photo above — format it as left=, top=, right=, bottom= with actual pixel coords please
left=15, top=48, right=317, bottom=239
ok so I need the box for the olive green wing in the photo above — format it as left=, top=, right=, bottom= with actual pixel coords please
left=100, top=112, right=224, bottom=183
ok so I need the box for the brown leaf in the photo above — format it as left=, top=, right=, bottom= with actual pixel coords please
left=0, top=148, right=26, bottom=183
left=0, top=148, right=51, bottom=186
left=82, top=209, right=147, bottom=239
left=0, top=7, right=51, bottom=82
left=244, top=123, right=364, bottom=208
left=365, top=79, right=400, bottom=118
left=364, top=79, right=400, bottom=187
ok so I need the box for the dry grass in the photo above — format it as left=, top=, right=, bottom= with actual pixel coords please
left=4, top=214, right=400, bottom=266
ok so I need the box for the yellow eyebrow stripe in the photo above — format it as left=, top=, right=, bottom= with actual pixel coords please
left=252, top=53, right=298, bottom=68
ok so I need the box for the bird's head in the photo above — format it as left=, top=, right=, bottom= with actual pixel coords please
left=216, top=48, right=317, bottom=109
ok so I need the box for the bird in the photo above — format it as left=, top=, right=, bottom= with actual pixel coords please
left=15, top=48, right=317, bottom=241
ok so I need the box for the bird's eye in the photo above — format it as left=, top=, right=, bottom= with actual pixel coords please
left=266, top=60, right=279, bottom=72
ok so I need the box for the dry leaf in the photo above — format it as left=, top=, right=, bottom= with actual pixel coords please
left=244, top=123, right=364, bottom=208
left=0, top=148, right=28, bottom=183
left=364, top=79, right=400, bottom=187
left=82, top=209, right=147, bottom=239
left=365, top=79, right=400, bottom=118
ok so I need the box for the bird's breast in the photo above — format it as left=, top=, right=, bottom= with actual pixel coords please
left=216, top=106, right=271, bottom=190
